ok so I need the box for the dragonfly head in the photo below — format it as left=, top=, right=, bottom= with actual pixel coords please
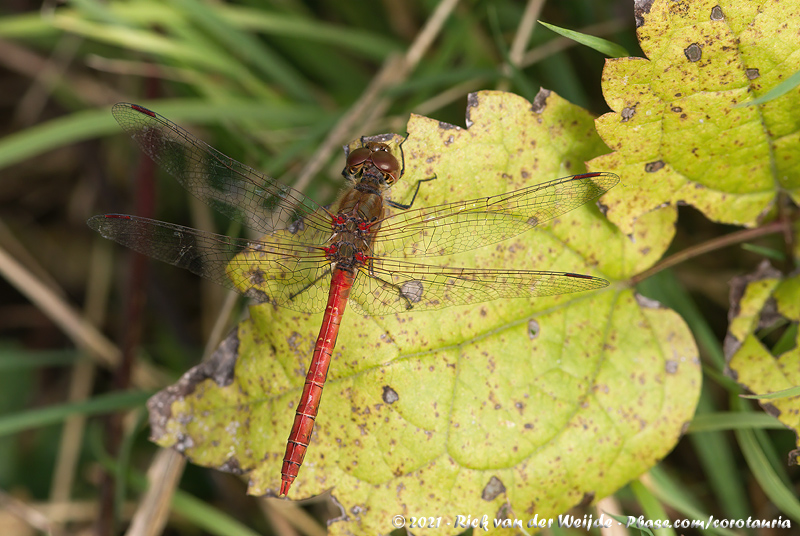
left=344, top=142, right=401, bottom=187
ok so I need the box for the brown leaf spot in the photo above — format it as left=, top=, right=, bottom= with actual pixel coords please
left=634, top=0, right=654, bottom=28
left=684, top=43, right=702, bottom=62
left=746, top=68, right=760, bottom=80
left=528, top=319, right=540, bottom=339
left=173, top=432, right=194, bottom=453
left=644, top=160, right=665, bottom=173
left=465, top=92, right=480, bottom=127
left=710, top=5, right=724, bottom=20
left=400, top=280, right=424, bottom=304
left=288, top=218, right=305, bottom=234
left=247, top=268, right=265, bottom=285
left=244, top=288, right=270, bottom=304
left=577, top=491, right=595, bottom=507
left=495, top=503, right=513, bottom=520
left=635, top=294, right=663, bottom=309
left=481, top=476, right=506, bottom=501
left=218, top=457, right=244, bottom=475
left=531, top=88, right=551, bottom=114
left=621, top=106, right=636, bottom=122
left=467, top=92, right=480, bottom=110
left=382, top=385, right=399, bottom=404
left=763, top=402, right=781, bottom=418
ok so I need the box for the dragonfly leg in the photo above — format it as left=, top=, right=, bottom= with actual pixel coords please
left=288, top=267, right=332, bottom=302
left=362, top=263, right=419, bottom=311
left=386, top=176, right=436, bottom=210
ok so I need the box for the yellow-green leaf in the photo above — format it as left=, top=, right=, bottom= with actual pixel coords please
left=727, top=264, right=800, bottom=444
left=590, top=0, right=800, bottom=236
left=148, top=91, right=700, bottom=534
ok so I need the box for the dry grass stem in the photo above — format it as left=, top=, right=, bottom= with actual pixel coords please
left=292, top=0, right=462, bottom=194
left=124, top=450, right=186, bottom=536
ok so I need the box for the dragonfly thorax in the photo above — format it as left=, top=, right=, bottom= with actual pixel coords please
left=323, top=236, right=369, bottom=271
left=336, top=188, right=384, bottom=226
left=326, top=188, right=384, bottom=271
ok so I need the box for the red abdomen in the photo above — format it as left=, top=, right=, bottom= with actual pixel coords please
left=280, top=268, right=354, bottom=495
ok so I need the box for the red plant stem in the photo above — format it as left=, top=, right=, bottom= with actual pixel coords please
left=96, top=81, right=160, bottom=536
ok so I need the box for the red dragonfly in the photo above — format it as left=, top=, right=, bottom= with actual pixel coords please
left=89, top=103, right=618, bottom=495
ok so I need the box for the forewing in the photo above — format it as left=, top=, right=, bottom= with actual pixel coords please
left=348, top=257, right=609, bottom=315
left=87, top=215, right=331, bottom=314
left=372, top=172, right=619, bottom=257
left=112, top=103, right=330, bottom=236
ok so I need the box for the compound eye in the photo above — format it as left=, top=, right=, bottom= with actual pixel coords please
left=346, top=147, right=371, bottom=168
left=370, top=150, right=400, bottom=184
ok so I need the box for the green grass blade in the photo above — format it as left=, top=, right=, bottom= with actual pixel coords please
left=604, top=512, right=655, bottom=535
left=0, top=12, right=57, bottom=38
left=225, top=7, right=399, bottom=60
left=53, top=12, right=237, bottom=75
left=736, top=425, right=800, bottom=522
left=0, top=100, right=327, bottom=171
left=740, top=385, right=800, bottom=400
left=0, top=347, right=78, bottom=369
left=0, top=391, right=152, bottom=437
left=630, top=479, right=676, bottom=536
left=740, top=243, right=786, bottom=261
left=734, top=68, right=800, bottom=107
left=688, top=411, right=785, bottom=432
left=170, top=0, right=316, bottom=103
left=646, top=466, right=740, bottom=536
left=169, top=487, right=264, bottom=536
left=0, top=108, right=119, bottom=170
left=538, top=20, right=630, bottom=58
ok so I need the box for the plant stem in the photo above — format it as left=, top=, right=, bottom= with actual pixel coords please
left=630, top=219, right=793, bottom=285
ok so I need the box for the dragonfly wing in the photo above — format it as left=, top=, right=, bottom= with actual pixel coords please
left=373, top=172, right=619, bottom=258
left=112, top=103, right=331, bottom=236
left=349, top=257, right=609, bottom=315
left=88, top=215, right=331, bottom=314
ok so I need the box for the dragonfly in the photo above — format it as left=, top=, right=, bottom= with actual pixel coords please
left=88, top=103, right=619, bottom=496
